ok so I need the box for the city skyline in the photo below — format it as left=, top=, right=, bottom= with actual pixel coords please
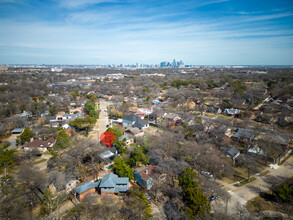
left=0, top=0, right=293, bottom=65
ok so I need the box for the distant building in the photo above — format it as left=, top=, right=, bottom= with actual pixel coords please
left=0, top=66, right=8, bottom=71
left=51, top=67, right=62, bottom=72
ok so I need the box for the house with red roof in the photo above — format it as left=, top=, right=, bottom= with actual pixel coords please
left=23, top=137, right=55, bottom=152
left=134, top=165, right=157, bottom=190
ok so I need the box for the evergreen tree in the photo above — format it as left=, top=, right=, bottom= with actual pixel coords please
left=113, top=157, right=133, bottom=180
left=18, top=127, right=33, bottom=144
left=179, top=167, right=210, bottom=218
left=54, top=130, right=70, bottom=150
left=128, top=146, right=149, bottom=167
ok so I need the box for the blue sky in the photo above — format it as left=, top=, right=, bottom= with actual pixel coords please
left=0, top=0, right=293, bottom=65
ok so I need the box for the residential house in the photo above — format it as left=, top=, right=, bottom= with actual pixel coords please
left=137, top=108, right=153, bottom=116
left=163, top=113, right=181, bottom=123
left=224, top=109, right=240, bottom=116
left=99, top=173, right=129, bottom=197
left=118, top=134, right=134, bottom=146
left=248, top=146, right=265, bottom=155
left=134, top=165, right=157, bottom=190
left=73, top=181, right=100, bottom=201
left=122, top=114, right=149, bottom=130
left=125, top=127, right=144, bottom=138
left=220, top=146, right=240, bottom=160
left=232, top=128, right=255, bottom=142
left=11, top=128, right=24, bottom=135
left=23, top=137, right=55, bottom=152
left=148, top=110, right=165, bottom=123
left=40, top=111, right=50, bottom=117
left=207, top=106, right=222, bottom=114
left=99, top=146, right=118, bottom=160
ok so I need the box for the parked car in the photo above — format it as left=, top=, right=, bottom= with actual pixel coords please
left=209, top=195, right=219, bottom=202
left=201, top=171, right=213, bottom=178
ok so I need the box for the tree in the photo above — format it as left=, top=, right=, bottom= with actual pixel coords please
left=40, top=189, right=67, bottom=218
left=178, top=167, right=198, bottom=191
left=54, top=130, right=70, bottom=150
left=17, top=127, right=33, bottom=145
left=179, top=167, right=210, bottom=218
left=0, top=149, right=15, bottom=175
left=86, top=94, right=97, bottom=102
left=229, top=80, right=246, bottom=95
left=277, top=183, right=293, bottom=203
left=49, top=105, right=58, bottom=116
left=128, top=145, right=150, bottom=168
left=84, top=102, right=99, bottom=119
left=69, top=116, right=96, bottom=131
left=183, top=187, right=210, bottom=218
left=113, top=156, right=133, bottom=180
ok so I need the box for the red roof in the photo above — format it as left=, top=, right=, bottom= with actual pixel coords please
left=23, top=137, right=55, bottom=149
left=134, top=165, right=157, bottom=182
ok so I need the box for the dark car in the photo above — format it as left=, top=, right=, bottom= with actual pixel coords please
left=209, top=195, right=219, bottom=202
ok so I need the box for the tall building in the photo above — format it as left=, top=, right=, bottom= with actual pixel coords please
left=172, top=59, right=176, bottom=68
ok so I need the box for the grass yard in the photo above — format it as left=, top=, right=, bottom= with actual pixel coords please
left=33, top=158, right=47, bottom=165
left=234, top=177, right=256, bottom=187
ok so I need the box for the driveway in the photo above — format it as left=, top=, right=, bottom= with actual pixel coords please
left=6, top=134, right=18, bottom=150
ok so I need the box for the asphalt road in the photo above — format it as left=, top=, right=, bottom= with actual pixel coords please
left=212, top=156, right=293, bottom=217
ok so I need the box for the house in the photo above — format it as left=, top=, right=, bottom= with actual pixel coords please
left=99, top=173, right=129, bottom=197
left=163, top=113, right=181, bottom=122
left=137, top=108, right=153, bottom=116
left=207, top=106, right=222, bottom=114
left=224, top=109, right=240, bottom=116
left=232, top=128, right=255, bottom=142
left=148, top=110, right=165, bottom=123
left=220, top=146, right=240, bottom=160
left=40, top=111, right=50, bottom=117
left=73, top=181, right=100, bottom=201
left=11, top=128, right=24, bottom=135
left=248, top=147, right=265, bottom=155
left=122, top=114, right=149, bottom=130
left=119, top=134, right=134, bottom=146
left=125, top=127, right=144, bottom=138
left=99, top=146, right=118, bottom=160
left=23, top=137, right=55, bottom=152
left=134, top=165, right=157, bottom=190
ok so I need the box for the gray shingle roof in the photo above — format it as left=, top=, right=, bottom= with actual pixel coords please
left=123, top=114, right=148, bottom=129
left=232, top=128, right=254, bottom=140
left=99, top=173, right=129, bottom=188
left=73, top=181, right=100, bottom=194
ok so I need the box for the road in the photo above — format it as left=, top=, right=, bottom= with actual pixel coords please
left=88, top=100, right=112, bottom=142
left=212, top=155, right=293, bottom=217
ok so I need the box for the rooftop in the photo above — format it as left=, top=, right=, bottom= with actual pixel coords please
left=73, top=181, right=100, bottom=194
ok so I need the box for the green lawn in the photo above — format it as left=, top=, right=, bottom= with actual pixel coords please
left=234, top=177, right=256, bottom=187
left=33, top=158, right=47, bottom=165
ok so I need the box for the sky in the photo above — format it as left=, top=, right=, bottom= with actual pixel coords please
left=0, top=0, right=293, bottom=65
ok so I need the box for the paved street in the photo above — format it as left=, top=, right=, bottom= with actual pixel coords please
left=89, top=100, right=112, bottom=142
left=212, top=156, right=293, bottom=217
